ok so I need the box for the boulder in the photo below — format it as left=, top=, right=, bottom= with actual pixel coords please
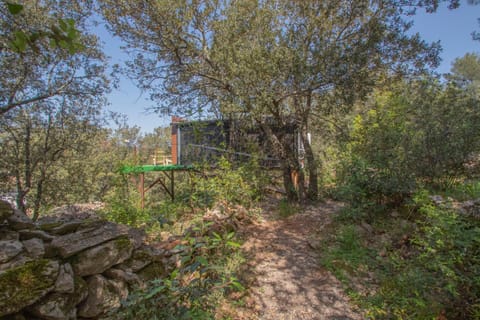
left=0, top=200, right=14, bottom=222
left=0, top=228, right=19, bottom=241
left=54, top=263, right=75, bottom=293
left=22, top=238, right=45, bottom=259
left=0, top=240, right=23, bottom=264
left=0, top=259, right=59, bottom=317
left=117, top=244, right=168, bottom=274
left=38, top=220, right=84, bottom=235
left=49, top=221, right=130, bottom=258
left=0, top=254, right=33, bottom=273
left=103, top=267, right=141, bottom=286
left=28, top=275, right=88, bottom=320
left=77, top=275, right=128, bottom=318
left=7, top=210, right=35, bottom=231
left=137, top=261, right=167, bottom=280
left=27, top=293, right=77, bottom=320
left=127, top=227, right=147, bottom=249
left=71, top=237, right=134, bottom=276
left=19, top=229, right=55, bottom=242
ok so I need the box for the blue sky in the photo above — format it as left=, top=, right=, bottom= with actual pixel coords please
left=100, top=2, right=480, bottom=134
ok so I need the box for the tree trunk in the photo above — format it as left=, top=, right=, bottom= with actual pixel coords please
left=283, top=165, right=298, bottom=201
left=32, top=175, right=45, bottom=222
left=303, top=134, right=318, bottom=201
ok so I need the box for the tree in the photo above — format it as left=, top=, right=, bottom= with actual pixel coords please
left=101, top=0, right=440, bottom=201
left=140, top=127, right=171, bottom=164
left=0, top=0, right=110, bottom=217
left=0, top=0, right=108, bottom=116
left=2, top=2, right=84, bottom=56
left=449, top=53, right=480, bottom=97
left=339, top=76, right=480, bottom=203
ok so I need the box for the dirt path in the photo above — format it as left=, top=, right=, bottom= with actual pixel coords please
left=236, top=200, right=363, bottom=320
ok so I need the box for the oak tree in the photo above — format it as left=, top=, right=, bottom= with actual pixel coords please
left=101, top=0, right=440, bottom=201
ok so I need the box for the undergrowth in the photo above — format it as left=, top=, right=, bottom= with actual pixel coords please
left=100, top=158, right=260, bottom=319
left=107, top=222, right=245, bottom=320
left=321, top=188, right=480, bottom=319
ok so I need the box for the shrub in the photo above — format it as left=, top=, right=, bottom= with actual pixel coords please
left=108, top=222, right=245, bottom=319
left=185, top=157, right=268, bottom=209
left=337, top=79, right=480, bottom=205
left=322, top=189, right=480, bottom=319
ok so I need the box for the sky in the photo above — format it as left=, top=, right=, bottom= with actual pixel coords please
left=99, top=2, right=480, bottom=134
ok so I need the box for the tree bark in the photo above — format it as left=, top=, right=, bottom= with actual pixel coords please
left=303, top=133, right=318, bottom=201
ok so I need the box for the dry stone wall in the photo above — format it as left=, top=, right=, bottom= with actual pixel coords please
left=0, top=201, right=177, bottom=320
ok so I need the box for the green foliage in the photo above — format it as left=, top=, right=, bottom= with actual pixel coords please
left=321, top=224, right=374, bottom=283
left=184, top=158, right=267, bottom=209
left=321, top=188, right=480, bottom=319
left=5, top=2, right=84, bottom=54
left=337, top=79, right=480, bottom=205
left=6, top=2, right=23, bottom=15
left=277, top=198, right=296, bottom=218
left=109, top=223, right=245, bottom=319
left=101, top=169, right=160, bottom=228
left=440, top=180, right=480, bottom=201
left=101, top=0, right=442, bottom=202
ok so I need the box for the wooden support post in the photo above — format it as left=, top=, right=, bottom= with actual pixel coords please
left=140, top=172, right=145, bottom=209
left=171, top=171, right=175, bottom=201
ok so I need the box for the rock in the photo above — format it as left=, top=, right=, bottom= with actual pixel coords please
left=72, top=276, right=89, bottom=305
left=19, top=229, right=55, bottom=242
left=39, top=220, right=84, bottom=235
left=118, top=250, right=153, bottom=273
left=54, top=263, right=74, bottom=293
left=0, top=254, right=33, bottom=273
left=0, top=259, right=59, bottom=317
left=22, top=238, right=45, bottom=259
left=28, top=276, right=87, bottom=320
left=0, top=228, right=19, bottom=241
left=103, top=267, right=141, bottom=285
left=137, top=261, right=167, bottom=280
left=458, top=199, right=480, bottom=218
left=0, top=240, right=23, bottom=264
left=77, top=275, right=128, bottom=318
left=49, top=221, right=130, bottom=258
left=429, top=195, right=444, bottom=205
left=128, top=228, right=147, bottom=249
left=361, top=221, right=374, bottom=234
left=46, top=203, right=104, bottom=220
left=27, top=293, right=77, bottom=320
left=7, top=210, right=35, bottom=231
left=71, top=237, right=134, bottom=276
left=307, top=237, right=322, bottom=251
left=0, top=200, right=14, bottom=222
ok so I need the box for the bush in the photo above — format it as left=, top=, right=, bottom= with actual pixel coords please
left=337, top=79, right=480, bottom=205
left=108, top=222, right=245, bottom=319
left=185, top=157, right=268, bottom=209
left=321, top=189, right=480, bottom=319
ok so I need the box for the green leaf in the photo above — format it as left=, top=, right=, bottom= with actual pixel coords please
left=7, top=3, right=23, bottom=15
left=59, top=19, right=68, bottom=32
left=49, top=38, right=57, bottom=49
left=196, top=256, right=208, bottom=266
left=227, top=241, right=241, bottom=248
left=58, top=40, right=68, bottom=49
left=144, top=285, right=166, bottom=299
left=230, top=279, right=245, bottom=291
left=11, top=31, right=28, bottom=52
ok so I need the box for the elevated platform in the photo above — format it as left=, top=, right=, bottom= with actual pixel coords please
left=120, top=164, right=195, bottom=206
left=120, top=164, right=193, bottom=174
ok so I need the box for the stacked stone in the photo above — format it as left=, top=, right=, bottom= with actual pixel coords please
left=0, top=201, right=172, bottom=320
